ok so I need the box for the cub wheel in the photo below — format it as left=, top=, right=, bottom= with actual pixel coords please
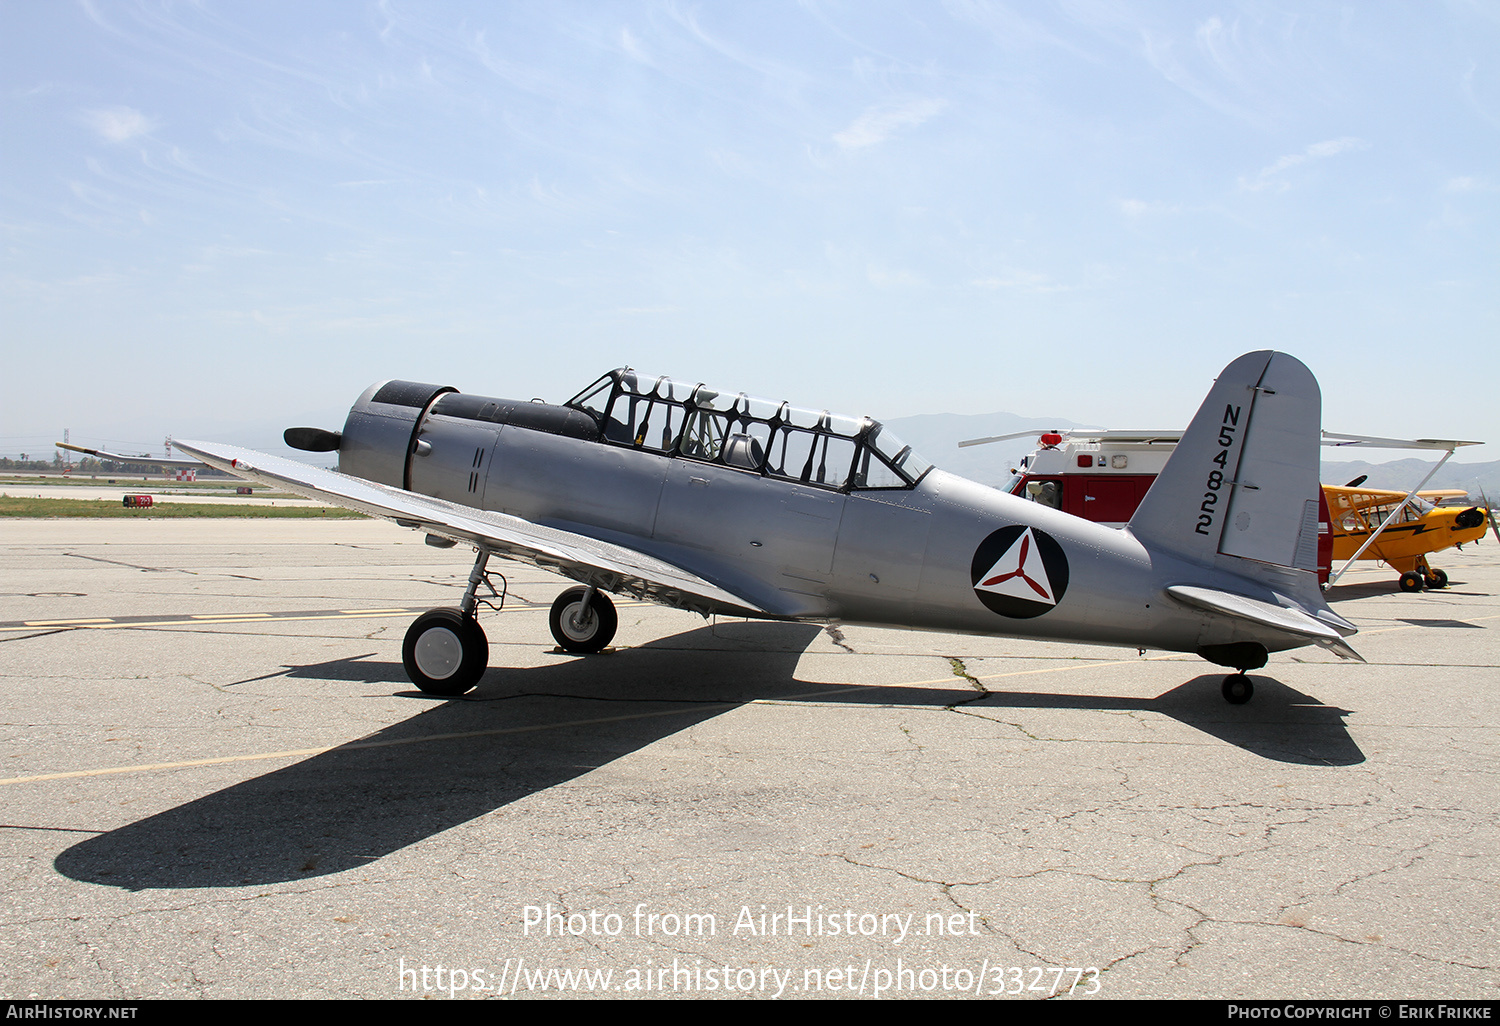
left=549, top=587, right=618, bottom=653
left=1398, top=571, right=1425, bottom=593
left=1425, top=568, right=1448, bottom=589
left=1221, top=673, right=1254, bottom=705
left=402, top=608, right=488, bottom=696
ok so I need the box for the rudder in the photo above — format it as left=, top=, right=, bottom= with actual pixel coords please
left=1129, top=351, right=1322, bottom=571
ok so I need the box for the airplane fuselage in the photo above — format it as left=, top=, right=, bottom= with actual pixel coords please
left=335, top=376, right=1302, bottom=658
left=180, top=353, right=1358, bottom=699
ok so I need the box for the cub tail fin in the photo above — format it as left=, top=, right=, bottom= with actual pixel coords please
left=1129, top=351, right=1323, bottom=572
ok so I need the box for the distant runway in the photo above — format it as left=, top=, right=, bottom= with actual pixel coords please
left=1, top=518, right=1496, bottom=999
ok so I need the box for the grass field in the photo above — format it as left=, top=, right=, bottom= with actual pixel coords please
left=0, top=496, right=365, bottom=519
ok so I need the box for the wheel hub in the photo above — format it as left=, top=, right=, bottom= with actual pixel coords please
left=562, top=604, right=596, bottom=641
left=413, top=626, right=463, bottom=679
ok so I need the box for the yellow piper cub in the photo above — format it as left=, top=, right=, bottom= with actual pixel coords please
left=1324, top=482, right=1492, bottom=591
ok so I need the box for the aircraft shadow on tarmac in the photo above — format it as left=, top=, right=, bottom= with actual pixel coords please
left=1326, top=578, right=1489, bottom=603
left=55, top=622, right=1361, bottom=891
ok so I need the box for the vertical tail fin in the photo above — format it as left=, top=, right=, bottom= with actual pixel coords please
left=1129, top=351, right=1322, bottom=571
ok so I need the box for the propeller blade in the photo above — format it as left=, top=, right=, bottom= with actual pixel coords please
left=1481, top=487, right=1500, bottom=545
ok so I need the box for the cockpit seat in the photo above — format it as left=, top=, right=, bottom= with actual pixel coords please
left=723, top=434, right=764, bottom=470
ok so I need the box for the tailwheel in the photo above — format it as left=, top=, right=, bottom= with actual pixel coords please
left=1424, top=568, right=1448, bottom=589
left=1398, top=571, right=1424, bottom=593
left=549, top=587, right=617, bottom=653
left=403, top=608, right=488, bottom=696
left=1221, top=673, right=1254, bottom=705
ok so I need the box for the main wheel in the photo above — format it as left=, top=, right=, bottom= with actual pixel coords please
left=549, top=587, right=617, bottom=653
left=402, top=608, right=488, bottom=696
left=1399, top=571, right=1424, bottom=592
left=1222, top=673, right=1254, bottom=705
left=1425, top=568, right=1448, bottom=589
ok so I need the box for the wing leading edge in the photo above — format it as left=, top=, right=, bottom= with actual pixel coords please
left=173, top=439, right=768, bottom=619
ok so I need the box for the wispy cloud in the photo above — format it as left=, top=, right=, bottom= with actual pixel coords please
left=1445, top=175, right=1493, bottom=193
left=1139, top=25, right=1257, bottom=123
left=80, top=106, right=157, bottom=143
left=944, top=0, right=1091, bottom=59
left=1239, top=136, right=1368, bottom=192
left=1120, top=198, right=1181, bottom=218
left=834, top=99, right=946, bottom=150
left=616, top=305, right=679, bottom=315
left=970, top=270, right=1069, bottom=293
left=866, top=265, right=925, bottom=289
left=619, top=27, right=651, bottom=65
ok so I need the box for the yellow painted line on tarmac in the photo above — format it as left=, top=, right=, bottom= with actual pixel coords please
left=7, top=612, right=420, bottom=630
left=0, top=748, right=349, bottom=786
left=789, top=651, right=1193, bottom=695
left=0, top=652, right=1192, bottom=788
left=19, top=598, right=1408, bottom=788
left=166, top=613, right=403, bottom=626
left=0, top=708, right=731, bottom=787
left=1, top=598, right=652, bottom=634
left=974, top=651, right=1191, bottom=681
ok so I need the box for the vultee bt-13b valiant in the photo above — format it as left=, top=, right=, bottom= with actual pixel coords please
left=176, top=350, right=1361, bottom=705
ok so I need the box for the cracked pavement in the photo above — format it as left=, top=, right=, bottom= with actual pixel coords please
left=0, top=519, right=1496, bottom=999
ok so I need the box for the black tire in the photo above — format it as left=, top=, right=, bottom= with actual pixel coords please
left=549, top=587, right=618, bottom=653
left=1399, top=571, right=1424, bottom=593
left=402, top=608, right=488, bottom=696
left=1425, top=568, right=1448, bottom=589
left=1221, top=673, right=1254, bottom=705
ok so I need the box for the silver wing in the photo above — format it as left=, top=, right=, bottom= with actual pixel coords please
left=56, top=442, right=208, bottom=469
left=174, top=439, right=768, bottom=619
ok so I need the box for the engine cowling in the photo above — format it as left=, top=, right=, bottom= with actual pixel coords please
left=294, top=380, right=603, bottom=497
left=335, top=380, right=457, bottom=489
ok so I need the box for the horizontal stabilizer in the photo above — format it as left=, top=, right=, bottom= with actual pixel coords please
left=1166, top=585, right=1363, bottom=662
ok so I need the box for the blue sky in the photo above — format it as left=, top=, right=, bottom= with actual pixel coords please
left=3, top=1, right=1496, bottom=461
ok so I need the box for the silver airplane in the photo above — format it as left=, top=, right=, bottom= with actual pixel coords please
left=175, top=350, right=1361, bottom=704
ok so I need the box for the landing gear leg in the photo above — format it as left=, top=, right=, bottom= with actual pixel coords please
left=549, top=585, right=618, bottom=653
left=401, top=546, right=492, bottom=696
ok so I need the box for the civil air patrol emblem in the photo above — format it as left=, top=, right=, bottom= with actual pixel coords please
left=970, top=526, right=1070, bottom=619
